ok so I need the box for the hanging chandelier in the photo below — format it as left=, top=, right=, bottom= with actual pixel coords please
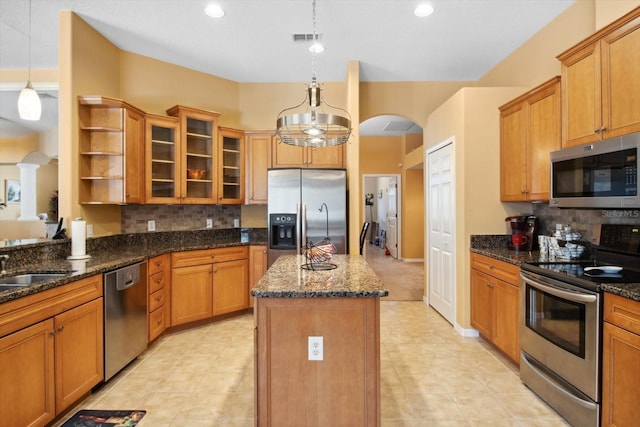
left=275, top=0, right=351, bottom=147
left=18, top=0, right=42, bottom=121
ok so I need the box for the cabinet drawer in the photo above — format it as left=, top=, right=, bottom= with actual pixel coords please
left=605, top=293, right=640, bottom=335
left=148, top=254, right=169, bottom=276
left=172, top=249, right=217, bottom=268
left=148, top=306, right=166, bottom=342
left=149, top=288, right=166, bottom=312
left=0, top=274, right=103, bottom=339
left=148, top=270, right=167, bottom=294
left=470, top=253, right=520, bottom=285
left=212, top=246, right=249, bottom=263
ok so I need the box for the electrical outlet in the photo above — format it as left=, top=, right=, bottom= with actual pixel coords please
left=206, top=218, right=213, bottom=229
left=308, top=336, right=323, bottom=361
left=86, top=224, right=94, bottom=237
left=233, top=218, right=240, bottom=228
left=147, top=220, right=156, bottom=232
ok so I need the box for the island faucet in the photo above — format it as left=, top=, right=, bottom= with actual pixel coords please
left=0, top=254, right=8, bottom=275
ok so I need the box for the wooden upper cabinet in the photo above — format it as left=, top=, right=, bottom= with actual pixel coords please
left=78, top=96, right=145, bottom=204
left=218, top=127, right=245, bottom=204
left=558, top=8, right=640, bottom=147
left=499, top=77, right=561, bottom=202
left=167, top=105, right=221, bottom=204
left=145, top=114, right=181, bottom=203
left=245, top=131, right=271, bottom=205
left=271, top=136, right=345, bottom=169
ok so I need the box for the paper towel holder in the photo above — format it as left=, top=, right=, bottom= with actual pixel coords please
left=67, top=217, right=91, bottom=260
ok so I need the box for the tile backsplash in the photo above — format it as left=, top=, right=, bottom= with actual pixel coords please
left=121, top=204, right=241, bottom=233
left=532, top=204, right=640, bottom=244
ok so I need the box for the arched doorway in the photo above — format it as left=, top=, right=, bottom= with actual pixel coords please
left=360, top=115, right=424, bottom=261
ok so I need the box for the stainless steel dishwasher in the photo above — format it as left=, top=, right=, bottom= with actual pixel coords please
left=104, top=261, right=148, bottom=381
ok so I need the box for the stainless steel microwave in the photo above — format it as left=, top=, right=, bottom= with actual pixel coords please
left=550, top=132, right=639, bottom=208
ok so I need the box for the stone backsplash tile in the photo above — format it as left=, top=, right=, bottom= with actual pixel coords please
left=121, top=204, right=241, bottom=233
left=533, top=204, right=640, bottom=244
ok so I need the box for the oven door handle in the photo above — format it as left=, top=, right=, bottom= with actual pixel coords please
left=521, top=273, right=597, bottom=304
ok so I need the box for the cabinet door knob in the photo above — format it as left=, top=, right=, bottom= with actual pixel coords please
left=57, top=325, right=64, bottom=332
left=155, top=261, right=162, bottom=267
left=50, top=330, right=56, bottom=336
left=594, top=128, right=600, bottom=133
left=600, top=126, right=607, bottom=132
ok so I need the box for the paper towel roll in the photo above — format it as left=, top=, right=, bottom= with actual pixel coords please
left=71, top=219, right=87, bottom=257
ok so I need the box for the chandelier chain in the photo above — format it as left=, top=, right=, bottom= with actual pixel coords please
left=28, top=0, right=32, bottom=80
left=311, top=0, right=317, bottom=81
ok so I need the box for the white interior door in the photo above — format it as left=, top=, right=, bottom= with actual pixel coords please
left=386, top=177, right=398, bottom=258
left=427, top=141, right=455, bottom=324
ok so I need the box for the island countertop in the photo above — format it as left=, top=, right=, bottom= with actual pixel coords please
left=251, top=254, right=389, bottom=298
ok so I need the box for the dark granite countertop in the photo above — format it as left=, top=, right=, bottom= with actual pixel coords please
left=251, top=255, right=388, bottom=298
left=0, top=228, right=268, bottom=304
left=470, top=234, right=640, bottom=302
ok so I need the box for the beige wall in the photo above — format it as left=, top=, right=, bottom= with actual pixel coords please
left=0, top=133, right=58, bottom=221
left=402, top=168, right=424, bottom=260
left=424, top=87, right=528, bottom=328
left=59, top=11, right=122, bottom=236
left=595, top=0, right=640, bottom=29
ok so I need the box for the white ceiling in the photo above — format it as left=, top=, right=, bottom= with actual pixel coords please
left=0, top=0, right=575, bottom=136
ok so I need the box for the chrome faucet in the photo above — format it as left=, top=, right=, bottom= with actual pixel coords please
left=0, top=254, right=8, bottom=275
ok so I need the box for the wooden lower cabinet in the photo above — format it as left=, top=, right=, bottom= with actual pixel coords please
left=170, top=247, right=249, bottom=326
left=602, top=293, right=640, bottom=426
left=0, top=319, right=55, bottom=427
left=171, top=263, right=214, bottom=325
left=249, top=245, right=268, bottom=308
left=0, top=275, right=104, bottom=427
left=213, top=259, right=248, bottom=316
left=470, top=253, right=520, bottom=363
left=255, top=297, right=380, bottom=426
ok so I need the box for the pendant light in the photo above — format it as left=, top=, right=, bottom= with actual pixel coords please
left=275, top=0, right=351, bottom=147
left=18, top=0, right=42, bottom=121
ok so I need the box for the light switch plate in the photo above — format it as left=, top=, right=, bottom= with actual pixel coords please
left=148, top=220, right=156, bottom=232
left=86, top=224, right=93, bottom=237
left=233, top=218, right=240, bottom=228
left=206, top=218, right=213, bottom=229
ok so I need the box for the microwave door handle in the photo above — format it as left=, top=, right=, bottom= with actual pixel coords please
left=520, top=273, right=597, bottom=304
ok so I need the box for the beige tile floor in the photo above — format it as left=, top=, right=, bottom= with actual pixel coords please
left=56, top=300, right=570, bottom=426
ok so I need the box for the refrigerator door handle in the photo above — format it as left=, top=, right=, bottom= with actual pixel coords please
left=301, top=203, right=307, bottom=250
left=296, top=203, right=301, bottom=254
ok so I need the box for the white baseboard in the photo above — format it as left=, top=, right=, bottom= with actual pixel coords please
left=402, top=258, right=424, bottom=263
left=455, top=324, right=479, bottom=337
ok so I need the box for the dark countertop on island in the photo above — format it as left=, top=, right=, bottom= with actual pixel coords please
left=0, top=228, right=267, bottom=304
left=251, top=255, right=389, bottom=298
left=471, top=234, right=640, bottom=302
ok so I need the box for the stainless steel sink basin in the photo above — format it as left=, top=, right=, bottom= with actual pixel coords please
left=0, top=273, right=67, bottom=286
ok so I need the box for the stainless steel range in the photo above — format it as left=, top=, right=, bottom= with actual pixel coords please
left=519, top=224, right=640, bottom=427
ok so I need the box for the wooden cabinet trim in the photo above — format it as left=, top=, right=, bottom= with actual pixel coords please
left=470, top=253, right=520, bottom=285
left=605, top=293, right=640, bottom=335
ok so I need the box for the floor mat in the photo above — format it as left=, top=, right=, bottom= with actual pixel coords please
left=61, top=410, right=146, bottom=427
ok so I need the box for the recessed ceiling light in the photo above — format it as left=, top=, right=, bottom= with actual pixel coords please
left=204, top=4, right=225, bottom=18
left=414, top=3, right=434, bottom=17
left=309, top=42, right=325, bottom=54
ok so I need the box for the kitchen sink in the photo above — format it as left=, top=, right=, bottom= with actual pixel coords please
left=0, top=273, right=68, bottom=286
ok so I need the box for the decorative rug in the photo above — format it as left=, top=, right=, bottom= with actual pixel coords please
left=61, top=410, right=146, bottom=427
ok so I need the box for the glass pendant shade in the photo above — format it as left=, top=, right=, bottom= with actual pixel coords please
left=18, top=81, right=42, bottom=121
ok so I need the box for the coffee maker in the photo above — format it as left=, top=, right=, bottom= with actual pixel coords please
left=505, top=215, right=538, bottom=251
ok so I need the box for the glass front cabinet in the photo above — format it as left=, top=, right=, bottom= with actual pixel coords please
left=166, top=105, right=221, bottom=204
left=218, top=127, right=245, bottom=204
left=145, top=114, right=180, bottom=203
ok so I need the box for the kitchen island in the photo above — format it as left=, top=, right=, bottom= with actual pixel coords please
left=252, top=254, right=388, bottom=427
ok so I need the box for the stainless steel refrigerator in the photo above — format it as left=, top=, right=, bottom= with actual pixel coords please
left=268, top=168, right=347, bottom=266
